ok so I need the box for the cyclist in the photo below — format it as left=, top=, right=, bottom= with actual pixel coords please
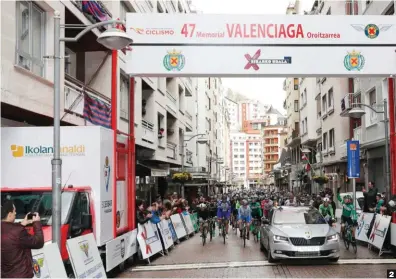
left=237, top=199, right=252, bottom=240
left=319, top=197, right=335, bottom=226
left=197, top=197, right=210, bottom=236
left=337, top=186, right=357, bottom=242
left=231, top=197, right=240, bottom=228
left=217, top=195, right=231, bottom=239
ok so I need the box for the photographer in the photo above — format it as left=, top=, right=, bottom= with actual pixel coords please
left=1, top=200, right=44, bottom=278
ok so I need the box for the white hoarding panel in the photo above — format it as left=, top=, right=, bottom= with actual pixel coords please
left=32, top=243, right=67, bottom=278
left=136, top=222, right=163, bottom=259
left=105, top=230, right=137, bottom=272
left=126, top=14, right=396, bottom=45
left=126, top=46, right=396, bottom=77
left=67, top=234, right=107, bottom=279
left=99, top=127, right=115, bottom=245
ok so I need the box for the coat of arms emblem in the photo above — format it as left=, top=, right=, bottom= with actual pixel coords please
left=163, top=49, right=185, bottom=71
left=344, top=50, right=365, bottom=71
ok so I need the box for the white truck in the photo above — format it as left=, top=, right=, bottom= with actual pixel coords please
left=1, top=126, right=136, bottom=276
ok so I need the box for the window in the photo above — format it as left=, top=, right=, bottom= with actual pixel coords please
left=120, top=75, right=129, bottom=120
left=300, top=92, right=304, bottom=107
left=368, top=88, right=377, bottom=123
left=329, top=128, right=335, bottom=147
left=294, top=78, right=299, bottom=90
left=305, top=117, right=308, bottom=134
left=16, top=1, right=45, bottom=77
left=301, top=120, right=305, bottom=134
left=328, top=88, right=334, bottom=108
left=294, top=100, right=299, bottom=112
left=303, top=89, right=307, bottom=105
left=322, top=95, right=327, bottom=112
left=323, top=132, right=328, bottom=150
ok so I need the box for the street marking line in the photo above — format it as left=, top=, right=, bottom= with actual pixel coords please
left=128, top=259, right=396, bottom=272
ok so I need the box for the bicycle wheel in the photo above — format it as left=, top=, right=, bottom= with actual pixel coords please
left=344, top=230, right=350, bottom=250
left=202, top=226, right=207, bottom=246
left=352, top=237, right=357, bottom=253
left=223, top=225, right=226, bottom=244
left=209, top=221, right=213, bottom=241
left=243, top=225, right=247, bottom=248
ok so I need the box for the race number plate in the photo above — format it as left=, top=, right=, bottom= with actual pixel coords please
left=296, top=246, right=320, bottom=252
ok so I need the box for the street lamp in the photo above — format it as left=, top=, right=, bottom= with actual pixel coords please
left=51, top=11, right=132, bottom=248
left=348, top=99, right=391, bottom=202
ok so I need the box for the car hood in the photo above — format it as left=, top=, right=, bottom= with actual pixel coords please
left=272, top=224, right=331, bottom=238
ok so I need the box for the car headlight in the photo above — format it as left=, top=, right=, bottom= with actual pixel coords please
left=327, top=234, right=338, bottom=241
left=273, top=235, right=289, bottom=242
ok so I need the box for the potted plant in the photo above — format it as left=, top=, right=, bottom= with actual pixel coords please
left=312, top=175, right=329, bottom=185
left=171, top=172, right=192, bottom=182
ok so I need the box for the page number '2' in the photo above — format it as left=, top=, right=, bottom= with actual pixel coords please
left=388, top=270, right=396, bottom=278
left=181, top=24, right=196, bottom=37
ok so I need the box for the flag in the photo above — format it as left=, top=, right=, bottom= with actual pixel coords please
left=83, top=94, right=111, bottom=128
left=82, top=1, right=111, bottom=23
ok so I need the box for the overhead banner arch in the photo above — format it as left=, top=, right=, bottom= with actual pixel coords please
left=125, top=14, right=396, bottom=77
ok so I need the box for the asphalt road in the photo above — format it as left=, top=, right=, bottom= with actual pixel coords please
left=117, top=230, right=395, bottom=278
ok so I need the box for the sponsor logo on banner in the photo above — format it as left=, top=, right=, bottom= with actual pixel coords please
left=344, top=50, right=365, bottom=71
left=104, top=156, right=110, bottom=192
left=164, top=50, right=185, bottom=71
left=79, top=240, right=94, bottom=265
left=10, top=144, right=85, bottom=157
left=130, top=27, right=174, bottom=35
left=244, top=49, right=292, bottom=70
left=32, top=258, right=42, bottom=278
left=350, top=24, right=392, bottom=39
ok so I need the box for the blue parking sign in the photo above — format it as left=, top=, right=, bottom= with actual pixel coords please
left=347, top=140, right=360, bottom=178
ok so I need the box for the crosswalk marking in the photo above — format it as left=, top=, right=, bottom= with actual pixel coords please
left=128, top=259, right=396, bottom=272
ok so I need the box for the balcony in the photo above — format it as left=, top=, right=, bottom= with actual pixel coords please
left=64, top=74, right=109, bottom=117
left=339, top=142, right=347, bottom=158
left=166, top=91, right=177, bottom=116
left=184, top=78, right=193, bottom=96
left=166, top=142, right=177, bottom=160
left=141, top=120, right=155, bottom=144
left=353, top=126, right=362, bottom=142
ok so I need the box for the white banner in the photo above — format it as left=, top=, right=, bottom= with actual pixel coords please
left=157, top=219, right=174, bottom=250
left=170, top=214, right=187, bottom=239
left=126, top=14, right=396, bottom=45
left=366, top=214, right=391, bottom=250
left=105, top=229, right=138, bottom=272
left=181, top=212, right=194, bottom=235
left=66, top=234, right=107, bottom=279
left=356, top=212, right=375, bottom=243
left=391, top=223, right=396, bottom=246
left=136, top=222, right=162, bottom=259
left=32, top=243, right=67, bottom=278
left=126, top=46, right=396, bottom=77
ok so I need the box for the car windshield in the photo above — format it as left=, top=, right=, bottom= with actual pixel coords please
left=273, top=208, right=327, bottom=225
left=1, top=191, right=74, bottom=225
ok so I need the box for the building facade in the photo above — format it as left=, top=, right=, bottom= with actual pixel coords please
left=1, top=0, right=229, bottom=201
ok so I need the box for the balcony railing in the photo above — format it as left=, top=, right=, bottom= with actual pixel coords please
left=185, top=111, right=193, bottom=121
left=141, top=120, right=155, bottom=144
left=166, top=91, right=177, bottom=115
left=166, top=142, right=177, bottom=160
left=64, top=74, right=109, bottom=117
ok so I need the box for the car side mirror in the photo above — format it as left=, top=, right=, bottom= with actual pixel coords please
left=261, top=218, right=269, bottom=225
left=81, top=213, right=92, bottom=229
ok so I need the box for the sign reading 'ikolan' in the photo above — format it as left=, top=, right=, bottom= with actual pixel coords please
left=126, top=14, right=396, bottom=45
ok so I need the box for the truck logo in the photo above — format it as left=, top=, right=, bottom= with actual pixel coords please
left=104, top=156, right=111, bottom=192
left=11, top=145, right=24, bottom=157
left=80, top=242, right=89, bottom=258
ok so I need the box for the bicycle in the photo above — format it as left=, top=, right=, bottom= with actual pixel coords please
left=241, top=220, right=248, bottom=248
left=208, top=217, right=215, bottom=242
left=343, top=223, right=357, bottom=253
left=218, top=217, right=227, bottom=244
left=232, top=215, right=238, bottom=234
left=201, top=219, right=209, bottom=246
left=251, top=218, right=261, bottom=243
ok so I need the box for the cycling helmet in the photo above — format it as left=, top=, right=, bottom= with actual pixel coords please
left=323, top=197, right=330, bottom=203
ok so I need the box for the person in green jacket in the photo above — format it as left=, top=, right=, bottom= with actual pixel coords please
left=319, top=197, right=335, bottom=226
left=337, top=186, right=358, bottom=242
left=250, top=197, right=263, bottom=219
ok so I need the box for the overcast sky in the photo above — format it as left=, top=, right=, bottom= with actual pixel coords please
left=193, top=0, right=316, bottom=112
